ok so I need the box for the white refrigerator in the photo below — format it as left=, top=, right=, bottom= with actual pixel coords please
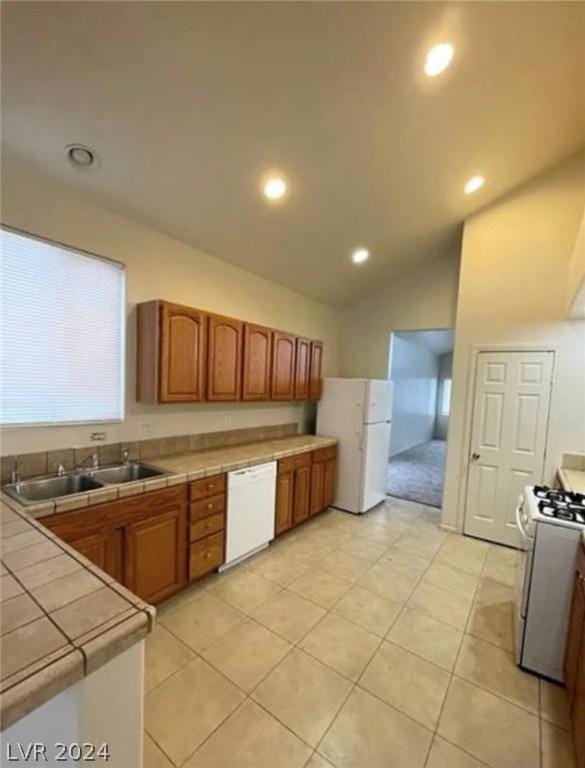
left=316, top=378, right=393, bottom=514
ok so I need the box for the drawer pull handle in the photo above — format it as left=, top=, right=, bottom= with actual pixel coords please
left=208, top=484, right=215, bottom=489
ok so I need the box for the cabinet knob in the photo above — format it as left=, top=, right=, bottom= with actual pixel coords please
left=204, top=551, right=211, bottom=559
left=207, top=503, right=213, bottom=509
left=208, top=484, right=215, bottom=489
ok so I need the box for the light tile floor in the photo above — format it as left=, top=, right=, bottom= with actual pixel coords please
left=143, top=497, right=575, bottom=768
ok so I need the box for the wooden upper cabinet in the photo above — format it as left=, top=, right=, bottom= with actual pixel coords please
left=161, top=303, right=206, bottom=402
left=207, top=314, right=243, bottom=401
left=271, top=332, right=296, bottom=400
left=294, top=337, right=311, bottom=400
left=137, top=300, right=206, bottom=403
left=309, top=341, right=323, bottom=400
left=137, top=299, right=324, bottom=404
left=242, top=324, right=272, bottom=401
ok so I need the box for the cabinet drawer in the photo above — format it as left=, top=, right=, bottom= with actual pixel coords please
left=190, top=512, right=224, bottom=542
left=312, top=445, right=337, bottom=463
left=189, top=532, right=224, bottom=580
left=190, top=493, right=226, bottom=522
left=278, top=452, right=311, bottom=474
left=189, top=474, right=226, bottom=500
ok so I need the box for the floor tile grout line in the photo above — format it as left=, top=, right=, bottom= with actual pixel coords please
left=144, top=504, right=541, bottom=768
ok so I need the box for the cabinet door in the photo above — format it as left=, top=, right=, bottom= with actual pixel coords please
left=566, top=572, right=585, bottom=707
left=294, top=337, right=311, bottom=400
left=275, top=470, right=294, bottom=535
left=310, top=460, right=325, bottom=516
left=323, top=456, right=337, bottom=508
left=309, top=341, right=323, bottom=400
left=160, top=302, right=206, bottom=402
left=125, top=507, right=187, bottom=604
left=207, top=314, right=243, bottom=401
left=271, top=332, right=296, bottom=400
left=70, top=532, right=108, bottom=572
left=242, top=324, right=272, bottom=401
left=293, top=465, right=311, bottom=524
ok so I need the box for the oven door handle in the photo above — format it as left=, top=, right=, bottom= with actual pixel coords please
left=515, top=498, right=531, bottom=543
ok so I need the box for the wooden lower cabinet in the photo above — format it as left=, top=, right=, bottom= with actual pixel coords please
left=69, top=532, right=110, bottom=575
left=293, top=465, right=311, bottom=524
left=125, top=507, right=186, bottom=604
left=276, top=445, right=338, bottom=536
left=276, top=470, right=294, bottom=535
left=44, top=486, right=187, bottom=605
left=188, top=473, right=227, bottom=580
left=565, top=543, right=585, bottom=768
left=189, top=532, right=224, bottom=580
left=323, top=452, right=337, bottom=508
left=309, top=459, right=325, bottom=516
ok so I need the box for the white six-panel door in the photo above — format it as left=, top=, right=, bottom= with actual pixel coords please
left=464, top=351, right=554, bottom=547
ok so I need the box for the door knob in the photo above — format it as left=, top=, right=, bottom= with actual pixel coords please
left=471, top=452, right=480, bottom=461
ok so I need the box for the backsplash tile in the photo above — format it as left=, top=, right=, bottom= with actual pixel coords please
left=1, top=453, right=48, bottom=484
left=47, top=449, right=75, bottom=476
left=1, top=423, right=299, bottom=482
left=98, top=443, right=121, bottom=466
left=73, top=446, right=98, bottom=469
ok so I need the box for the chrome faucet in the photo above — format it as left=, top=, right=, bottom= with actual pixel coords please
left=11, top=456, right=20, bottom=485
left=56, top=463, right=66, bottom=477
left=77, top=452, right=99, bottom=471
left=121, top=448, right=130, bottom=465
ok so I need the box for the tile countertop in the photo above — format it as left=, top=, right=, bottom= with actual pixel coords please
left=558, top=468, right=585, bottom=495
left=0, top=501, right=155, bottom=730
left=0, top=434, right=336, bottom=728
left=151, top=434, right=337, bottom=476
left=1, top=435, right=338, bottom=520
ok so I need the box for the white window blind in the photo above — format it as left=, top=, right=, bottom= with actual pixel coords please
left=1, top=228, right=125, bottom=425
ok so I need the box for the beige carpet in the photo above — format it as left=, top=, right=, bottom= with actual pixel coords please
left=387, top=439, right=446, bottom=508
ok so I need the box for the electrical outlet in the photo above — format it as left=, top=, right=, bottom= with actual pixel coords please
left=89, top=432, right=107, bottom=442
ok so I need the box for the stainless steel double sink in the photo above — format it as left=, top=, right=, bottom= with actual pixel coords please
left=3, top=462, right=169, bottom=506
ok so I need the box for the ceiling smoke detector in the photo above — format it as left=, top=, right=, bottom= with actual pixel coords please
left=66, top=144, right=99, bottom=170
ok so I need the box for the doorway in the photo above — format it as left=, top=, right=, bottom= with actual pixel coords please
left=464, top=349, right=554, bottom=547
left=387, top=329, right=454, bottom=507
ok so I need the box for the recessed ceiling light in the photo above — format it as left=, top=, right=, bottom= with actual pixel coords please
left=263, top=177, right=288, bottom=201
left=66, top=143, right=99, bottom=169
left=464, top=175, right=485, bottom=194
left=424, top=43, right=454, bottom=77
left=352, top=248, right=370, bottom=264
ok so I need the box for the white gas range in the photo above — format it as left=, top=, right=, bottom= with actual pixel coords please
left=515, top=485, right=585, bottom=682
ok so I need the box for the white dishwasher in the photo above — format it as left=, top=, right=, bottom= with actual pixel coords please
left=224, top=461, right=277, bottom=568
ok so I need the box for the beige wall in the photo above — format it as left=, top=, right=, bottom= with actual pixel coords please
left=567, top=205, right=585, bottom=318
left=0, top=156, right=341, bottom=455
left=339, top=250, right=460, bottom=378
left=434, top=351, right=453, bottom=441
left=389, top=334, right=439, bottom=456
left=442, top=151, right=585, bottom=531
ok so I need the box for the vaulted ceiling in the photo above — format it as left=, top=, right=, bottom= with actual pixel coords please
left=2, top=2, right=584, bottom=307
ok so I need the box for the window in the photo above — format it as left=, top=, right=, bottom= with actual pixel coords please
left=441, top=379, right=452, bottom=416
left=1, top=228, right=125, bottom=425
